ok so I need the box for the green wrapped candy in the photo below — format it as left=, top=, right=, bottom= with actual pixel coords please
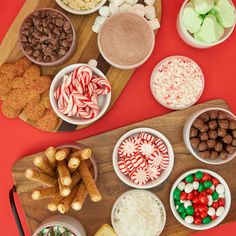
left=174, top=188, right=181, bottom=200
left=212, top=191, right=219, bottom=200
left=181, top=212, right=187, bottom=219
left=178, top=204, right=186, bottom=214
left=175, top=199, right=181, bottom=206
left=193, top=0, right=214, bottom=14
left=185, top=174, right=194, bottom=183
left=195, top=171, right=203, bottom=179
left=203, top=216, right=212, bottom=224
left=186, top=206, right=194, bottom=215
left=198, top=183, right=206, bottom=192
left=203, top=180, right=213, bottom=188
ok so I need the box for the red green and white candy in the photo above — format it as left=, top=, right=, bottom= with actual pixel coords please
left=173, top=171, right=226, bottom=225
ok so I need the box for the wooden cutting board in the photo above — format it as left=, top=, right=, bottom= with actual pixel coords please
left=12, top=99, right=236, bottom=235
left=0, top=0, right=162, bottom=132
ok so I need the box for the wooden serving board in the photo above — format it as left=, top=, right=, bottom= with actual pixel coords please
left=12, top=99, right=236, bottom=235
left=0, top=0, right=162, bottom=132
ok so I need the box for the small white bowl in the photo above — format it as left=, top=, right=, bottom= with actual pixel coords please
left=112, top=128, right=174, bottom=189
left=55, top=0, right=107, bottom=15
left=177, top=0, right=236, bottom=48
left=183, top=107, right=236, bottom=165
left=50, top=63, right=111, bottom=125
left=32, top=215, right=86, bottom=236
left=170, top=169, right=231, bottom=230
left=111, top=190, right=166, bottom=236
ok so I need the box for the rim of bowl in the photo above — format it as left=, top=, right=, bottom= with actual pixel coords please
left=19, top=8, right=76, bottom=66
left=111, top=189, right=166, bottom=236
left=49, top=63, right=112, bottom=125
left=178, top=0, right=236, bottom=47
left=170, top=168, right=231, bottom=230
left=112, top=127, right=174, bottom=189
left=150, top=55, right=205, bottom=110
left=97, top=12, right=155, bottom=70
left=55, top=0, right=107, bottom=15
left=183, top=107, right=236, bottom=165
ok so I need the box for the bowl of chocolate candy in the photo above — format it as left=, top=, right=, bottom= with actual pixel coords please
left=19, top=8, right=76, bottom=66
left=183, top=108, right=236, bottom=164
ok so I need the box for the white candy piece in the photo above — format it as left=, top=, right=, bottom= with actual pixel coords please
left=210, top=185, right=215, bottom=191
left=125, top=0, right=138, bottom=5
left=216, top=206, right=225, bottom=216
left=192, top=181, right=199, bottom=190
left=185, top=216, right=194, bottom=224
left=184, top=183, right=193, bottom=193
left=91, top=23, right=101, bottom=33
left=208, top=195, right=213, bottom=206
left=99, top=6, right=111, bottom=16
left=184, top=200, right=192, bottom=208
left=109, top=2, right=120, bottom=14
left=95, top=16, right=107, bottom=25
left=216, top=184, right=225, bottom=195
left=120, top=3, right=132, bottom=11
left=144, top=0, right=155, bottom=6
left=208, top=207, right=216, bottom=216
left=149, top=18, right=160, bottom=30
left=113, top=0, right=125, bottom=6
left=144, top=6, right=156, bottom=20
left=178, top=182, right=185, bottom=191
left=129, top=7, right=145, bottom=17
left=219, top=193, right=225, bottom=198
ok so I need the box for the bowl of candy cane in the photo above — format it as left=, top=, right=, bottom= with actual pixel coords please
left=170, top=169, right=231, bottom=230
left=50, top=61, right=111, bottom=125
left=112, top=128, right=174, bottom=189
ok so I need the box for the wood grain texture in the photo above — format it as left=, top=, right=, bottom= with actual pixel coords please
left=0, top=0, right=162, bottom=132
left=12, top=99, right=236, bottom=235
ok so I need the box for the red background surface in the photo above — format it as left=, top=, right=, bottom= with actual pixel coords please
left=0, top=0, right=236, bottom=235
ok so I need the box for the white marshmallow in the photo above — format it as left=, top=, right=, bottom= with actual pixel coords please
left=148, top=18, right=160, bottom=30
left=129, top=7, right=145, bottom=17
left=95, top=16, right=107, bottom=25
left=119, top=3, right=132, bottom=11
left=144, top=0, right=155, bottom=6
left=145, top=6, right=156, bottom=20
left=113, top=0, right=125, bottom=6
left=109, top=2, right=120, bottom=14
left=91, top=23, right=101, bottom=33
left=133, top=3, right=145, bottom=9
left=125, top=0, right=138, bottom=5
left=99, top=6, right=111, bottom=16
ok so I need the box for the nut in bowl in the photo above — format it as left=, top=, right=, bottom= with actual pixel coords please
left=170, top=169, right=231, bottom=230
left=50, top=63, right=111, bottom=125
left=184, top=107, right=236, bottom=164
left=112, top=128, right=174, bottom=189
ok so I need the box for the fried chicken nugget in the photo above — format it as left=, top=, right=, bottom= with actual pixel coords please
left=1, top=99, right=22, bottom=118
left=29, top=76, right=51, bottom=94
left=5, top=88, right=28, bottom=109
left=15, top=57, right=32, bottom=76
left=23, top=102, right=45, bottom=121
left=0, top=63, right=17, bottom=78
left=36, top=109, right=58, bottom=131
left=0, top=72, right=13, bottom=96
left=23, top=65, right=41, bottom=88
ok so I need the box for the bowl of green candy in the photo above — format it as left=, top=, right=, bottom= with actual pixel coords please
left=177, top=0, right=236, bottom=48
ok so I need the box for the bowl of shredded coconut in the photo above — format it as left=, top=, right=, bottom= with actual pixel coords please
left=150, top=55, right=205, bottom=110
left=111, top=190, right=166, bottom=236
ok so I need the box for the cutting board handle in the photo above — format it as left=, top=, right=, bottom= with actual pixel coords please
left=9, top=186, right=25, bottom=236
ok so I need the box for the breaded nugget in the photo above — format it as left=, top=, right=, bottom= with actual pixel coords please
left=36, top=109, right=58, bottom=131
left=0, top=63, right=17, bottom=78
left=23, top=65, right=41, bottom=88
left=41, top=90, right=51, bottom=108
left=1, top=99, right=22, bottom=118
left=0, top=72, right=13, bottom=96
left=23, top=102, right=45, bottom=121
left=15, top=57, right=32, bottom=76
left=12, top=77, right=25, bottom=89
left=27, top=90, right=41, bottom=105
left=6, top=88, right=28, bottom=109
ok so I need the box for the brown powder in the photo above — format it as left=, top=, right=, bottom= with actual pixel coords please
left=98, top=13, right=154, bottom=67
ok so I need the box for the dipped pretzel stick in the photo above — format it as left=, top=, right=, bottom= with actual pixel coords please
left=68, top=156, right=80, bottom=173
left=45, top=146, right=57, bottom=167
left=57, top=160, right=72, bottom=186
left=33, top=155, right=55, bottom=177
left=32, top=186, right=59, bottom=200
left=47, top=192, right=64, bottom=212
left=55, top=147, right=70, bottom=161
left=58, top=178, right=71, bottom=197
left=79, top=161, right=102, bottom=202
left=72, top=148, right=92, bottom=161
left=25, top=168, right=57, bottom=187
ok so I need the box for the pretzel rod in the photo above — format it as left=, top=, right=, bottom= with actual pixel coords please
left=68, top=156, right=80, bottom=173
left=33, top=155, right=55, bottom=177
left=25, top=168, right=57, bottom=187
left=58, top=178, right=71, bottom=197
left=72, top=148, right=92, bottom=160
left=31, top=186, right=59, bottom=200
left=57, top=160, right=72, bottom=186
left=79, top=161, right=102, bottom=202
left=47, top=193, right=64, bottom=212
left=55, top=147, right=71, bottom=161
left=45, top=146, right=57, bottom=167
left=57, top=185, right=79, bottom=214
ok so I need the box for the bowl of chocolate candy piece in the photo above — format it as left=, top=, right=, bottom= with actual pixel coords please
left=19, top=8, right=76, bottom=66
left=184, top=108, right=236, bottom=164
left=55, top=0, right=107, bottom=15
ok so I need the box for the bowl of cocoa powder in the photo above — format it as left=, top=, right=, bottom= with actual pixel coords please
left=183, top=108, right=236, bottom=164
left=19, top=8, right=77, bottom=66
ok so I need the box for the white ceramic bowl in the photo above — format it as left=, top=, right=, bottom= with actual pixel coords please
left=170, top=169, right=231, bottom=230
left=32, top=215, right=86, bottom=236
left=150, top=55, right=205, bottom=110
left=55, top=0, right=107, bottom=15
left=177, top=0, right=236, bottom=48
left=112, top=128, right=174, bottom=189
left=183, top=107, right=236, bottom=165
left=111, top=189, right=166, bottom=236
left=50, top=63, right=111, bottom=125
